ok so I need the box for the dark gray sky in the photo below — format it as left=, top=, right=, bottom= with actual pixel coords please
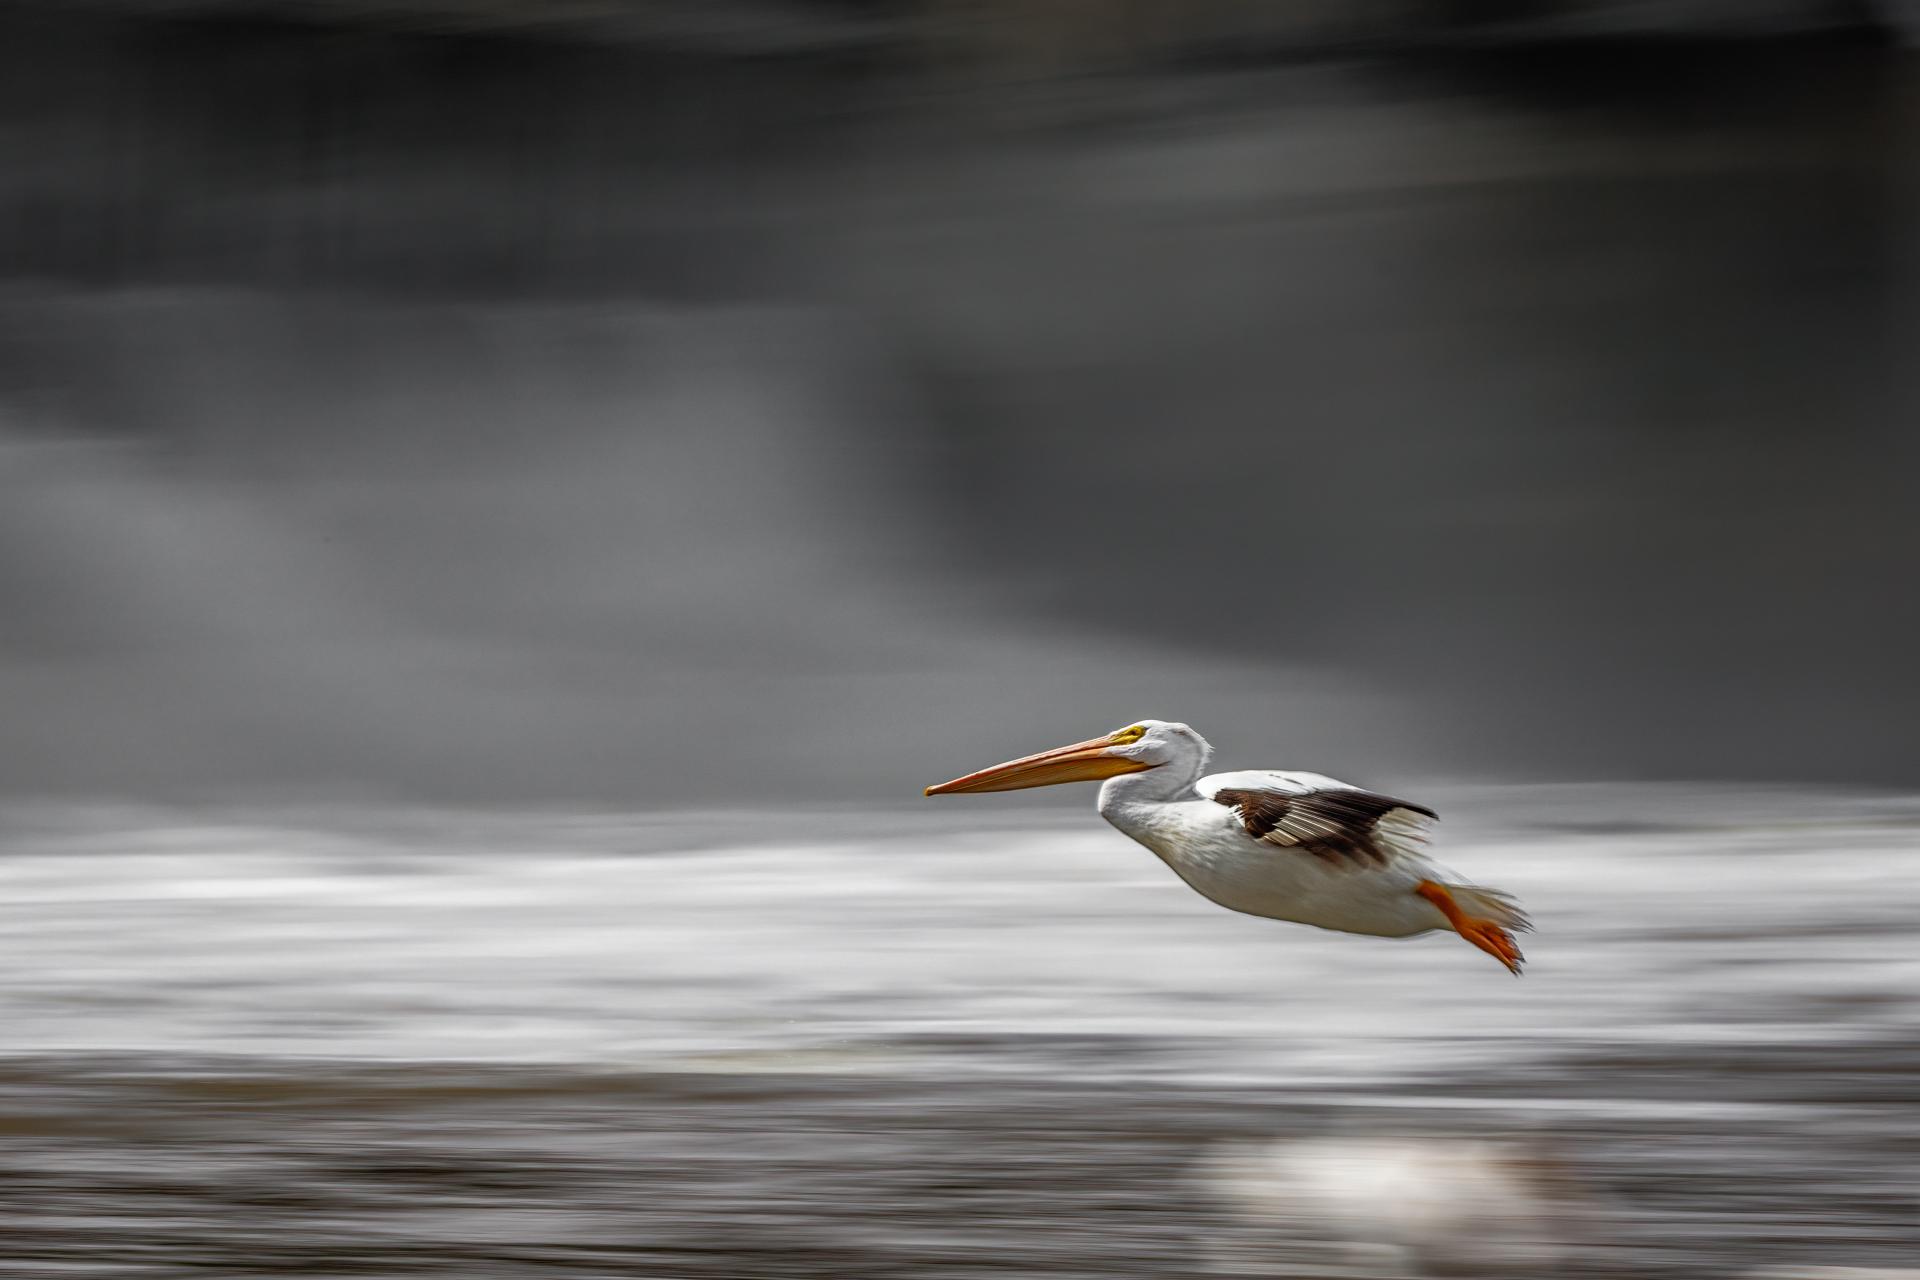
left=1, top=11, right=1915, bottom=803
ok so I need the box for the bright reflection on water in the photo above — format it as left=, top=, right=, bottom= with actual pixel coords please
left=1, top=786, right=1916, bottom=1276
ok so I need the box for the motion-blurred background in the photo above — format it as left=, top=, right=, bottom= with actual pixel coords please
left=6, top=0, right=1919, bottom=801
left=1, top=3, right=1917, bottom=1277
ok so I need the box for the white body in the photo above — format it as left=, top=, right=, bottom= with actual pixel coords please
left=926, top=718, right=1524, bottom=957
left=1096, top=728, right=1454, bottom=938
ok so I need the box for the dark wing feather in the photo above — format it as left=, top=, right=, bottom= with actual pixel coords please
left=1211, top=787, right=1437, bottom=868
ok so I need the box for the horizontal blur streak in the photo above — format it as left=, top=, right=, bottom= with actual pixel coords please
left=1197, top=1133, right=1602, bottom=1276
left=0, top=7, right=1916, bottom=803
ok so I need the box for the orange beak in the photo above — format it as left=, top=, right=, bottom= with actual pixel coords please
left=924, top=734, right=1154, bottom=796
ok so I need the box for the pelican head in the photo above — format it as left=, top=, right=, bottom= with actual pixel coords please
left=925, top=719, right=1208, bottom=795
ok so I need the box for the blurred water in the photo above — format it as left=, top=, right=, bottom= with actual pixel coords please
left=2, top=787, right=1916, bottom=1275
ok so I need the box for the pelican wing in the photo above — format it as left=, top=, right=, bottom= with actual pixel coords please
left=1196, top=771, right=1436, bottom=868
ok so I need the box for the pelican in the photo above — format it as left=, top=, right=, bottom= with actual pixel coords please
left=925, top=720, right=1529, bottom=973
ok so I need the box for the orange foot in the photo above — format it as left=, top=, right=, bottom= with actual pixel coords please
left=1414, top=880, right=1524, bottom=976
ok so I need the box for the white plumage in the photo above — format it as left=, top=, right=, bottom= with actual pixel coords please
left=927, top=719, right=1530, bottom=972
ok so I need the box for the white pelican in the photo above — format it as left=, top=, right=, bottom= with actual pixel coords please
left=925, top=720, right=1529, bottom=973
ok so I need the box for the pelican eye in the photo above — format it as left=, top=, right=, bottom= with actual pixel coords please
left=1110, top=725, right=1148, bottom=745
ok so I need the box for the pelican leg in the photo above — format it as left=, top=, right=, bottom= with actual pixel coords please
left=1414, top=880, right=1524, bottom=976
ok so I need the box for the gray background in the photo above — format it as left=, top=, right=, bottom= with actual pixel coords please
left=1, top=0, right=1915, bottom=803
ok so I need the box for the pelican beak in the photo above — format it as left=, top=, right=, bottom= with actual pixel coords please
left=925, top=734, right=1153, bottom=796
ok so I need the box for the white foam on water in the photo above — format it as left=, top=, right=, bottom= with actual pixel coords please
left=2, top=787, right=1915, bottom=1089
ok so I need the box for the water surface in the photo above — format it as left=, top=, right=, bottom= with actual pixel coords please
left=2, top=788, right=1916, bottom=1275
